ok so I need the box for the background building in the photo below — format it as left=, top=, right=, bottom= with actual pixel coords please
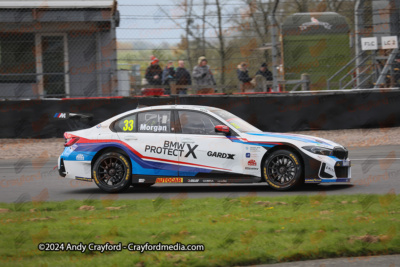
left=0, top=0, right=119, bottom=98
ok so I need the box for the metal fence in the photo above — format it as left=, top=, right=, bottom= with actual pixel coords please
left=0, top=0, right=399, bottom=99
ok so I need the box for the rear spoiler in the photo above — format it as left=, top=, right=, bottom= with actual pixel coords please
left=53, top=112, right=93, bottom=121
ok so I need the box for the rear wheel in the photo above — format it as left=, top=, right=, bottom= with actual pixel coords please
left=92, top=152, right=131, bottom=193
left=263, top=149, right=303, bottom=190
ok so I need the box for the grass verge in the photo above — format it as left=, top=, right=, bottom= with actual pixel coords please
left=0, top=194, right=399, bottom=266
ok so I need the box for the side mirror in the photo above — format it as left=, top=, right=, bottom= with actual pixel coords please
left=215, top=125, right=230, bottom=134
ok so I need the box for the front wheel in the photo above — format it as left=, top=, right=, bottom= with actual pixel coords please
left=92, top=152, right=132, bottom=193
left=263, top=149, right=303, bottom=190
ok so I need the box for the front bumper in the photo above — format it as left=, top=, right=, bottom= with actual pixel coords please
left=301, top=149, right=351, bottom=183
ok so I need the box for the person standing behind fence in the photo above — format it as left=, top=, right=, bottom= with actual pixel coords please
left=237, top=62, right=253, bottom=92
left=145, top=56, right=162, bottom=85
left=192, top=56, right=216, bottom=94
left=162, top=60, right=175, bottom=94
left=175, top=60, right=192, bottom=95
left=255, top=63, right=273, bottom=92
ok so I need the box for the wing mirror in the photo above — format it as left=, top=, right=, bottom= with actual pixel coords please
left=215, top=125, right=230, bottom=134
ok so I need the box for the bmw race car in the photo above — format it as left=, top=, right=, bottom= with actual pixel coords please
left=58, top=105, right=351, bottom=192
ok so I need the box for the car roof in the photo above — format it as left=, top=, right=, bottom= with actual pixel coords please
left=104, top=105, right=222, bottom=124
left=120, top=105, right=219, bottom=116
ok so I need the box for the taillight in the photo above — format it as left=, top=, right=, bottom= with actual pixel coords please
left=64, top=137, right=80, bottom=147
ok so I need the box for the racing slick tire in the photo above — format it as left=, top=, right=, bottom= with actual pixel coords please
left=92, top=152, right=132, bottom=193
left=263, top=149, right=303, bottom=190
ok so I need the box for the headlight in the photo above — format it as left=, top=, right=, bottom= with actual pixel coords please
left=302, top=146, right=332, bottom=156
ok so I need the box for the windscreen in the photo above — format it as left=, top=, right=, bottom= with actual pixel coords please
left=208, top=108, right=262, bottom=133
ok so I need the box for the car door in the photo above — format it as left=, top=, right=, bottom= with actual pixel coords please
left=175, top=110, right=244, bottom=177
left=115, top=110, right=179, bottom=176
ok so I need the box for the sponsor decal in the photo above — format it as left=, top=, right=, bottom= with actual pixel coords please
left=248, top=159, right=257, bottom=166
left=93, top=171, right=99, bottom=183
left=188, top=179, right=199, bottom=183
left=96, top=124, right=102, bottom=129
left=299, top=17, right=332, bottom=31
left=76, top=154, right=85, bottom=161
left=324, top=164, right=335, bottom=176
left=202, top=179, right=214, bottom=183
left=145, top=141, right=198, bottom=159
left=71, top=144, right=78, bottom=151
left=54, top=113, right=68, bottom=119
left=139, top=124, right=167, bottom=132
left=246, top=153, right=250, bottom=158
left=75, top=176, right=92, bottom=182
left=305, top=178, right=322, bottom=182
left=219, top=179, right=228, bottom=183
left=155, top=177, right=183, bottom=183
left=289, top=153, right=299, bottom=165
left=139, top=179, right=145, bottom=183
left=118, top=156, right=130, bottom=181
left=207, top=151, right=235, bottom=160
left=245, top=167, right=259, bottom=170
left=342, top=160, right=350, bottom=166
left=250, top=147, right=261, bottom=152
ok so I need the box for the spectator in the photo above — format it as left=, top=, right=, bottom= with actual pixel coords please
left=255, top=63, right=273, bottom=92
left=145, top=56, right=162, bottom=85
left=175, top=60, right=192, bottom=95
left=192, top=56, right=216, bottom=94
left=256, top=63, right=273, bottom=81
left=237, top=62, right=253, bottom=92
left=162, top=60, right=175, bottom=94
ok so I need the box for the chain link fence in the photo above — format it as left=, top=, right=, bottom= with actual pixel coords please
left=0, top=0, right=399, bottom=99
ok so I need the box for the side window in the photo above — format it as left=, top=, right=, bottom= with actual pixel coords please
left=178, top=111, right=221, bottom=135
left=138, top=110, right=171, bottom=133
left=114, top=114, right=136, bottom=132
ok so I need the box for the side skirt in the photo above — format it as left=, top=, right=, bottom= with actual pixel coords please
left=132, top=175, right=262, bottom=184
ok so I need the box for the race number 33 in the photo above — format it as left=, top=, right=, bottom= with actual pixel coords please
left=123, top=120, right=134, bottom=131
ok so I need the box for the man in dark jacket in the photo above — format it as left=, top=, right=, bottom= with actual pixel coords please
left=175, top=60, right=192, bottom=94
left=145, top=56, right=163, bottom=85
left=256, top=63, right=273, bottom=81
left=237, top=62, right=254, bottom=92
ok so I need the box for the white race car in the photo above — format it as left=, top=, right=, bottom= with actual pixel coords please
left=58, top=105, right=351, bottom=192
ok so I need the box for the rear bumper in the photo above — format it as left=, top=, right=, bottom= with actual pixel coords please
left=58, top=156, right=66, bottom=177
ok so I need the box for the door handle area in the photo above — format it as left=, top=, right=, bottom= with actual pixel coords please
left=124, top=136, right=138, bottom=140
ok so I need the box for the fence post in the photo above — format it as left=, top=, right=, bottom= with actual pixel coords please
left=170, top=80, right=177, bottom=95
left=301, top=73, right=310, bottom=91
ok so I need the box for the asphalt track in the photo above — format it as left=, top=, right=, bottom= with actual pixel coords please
left=254, top=254, right=400, bottom=267
left=0, top=145, right=399, bottom=203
